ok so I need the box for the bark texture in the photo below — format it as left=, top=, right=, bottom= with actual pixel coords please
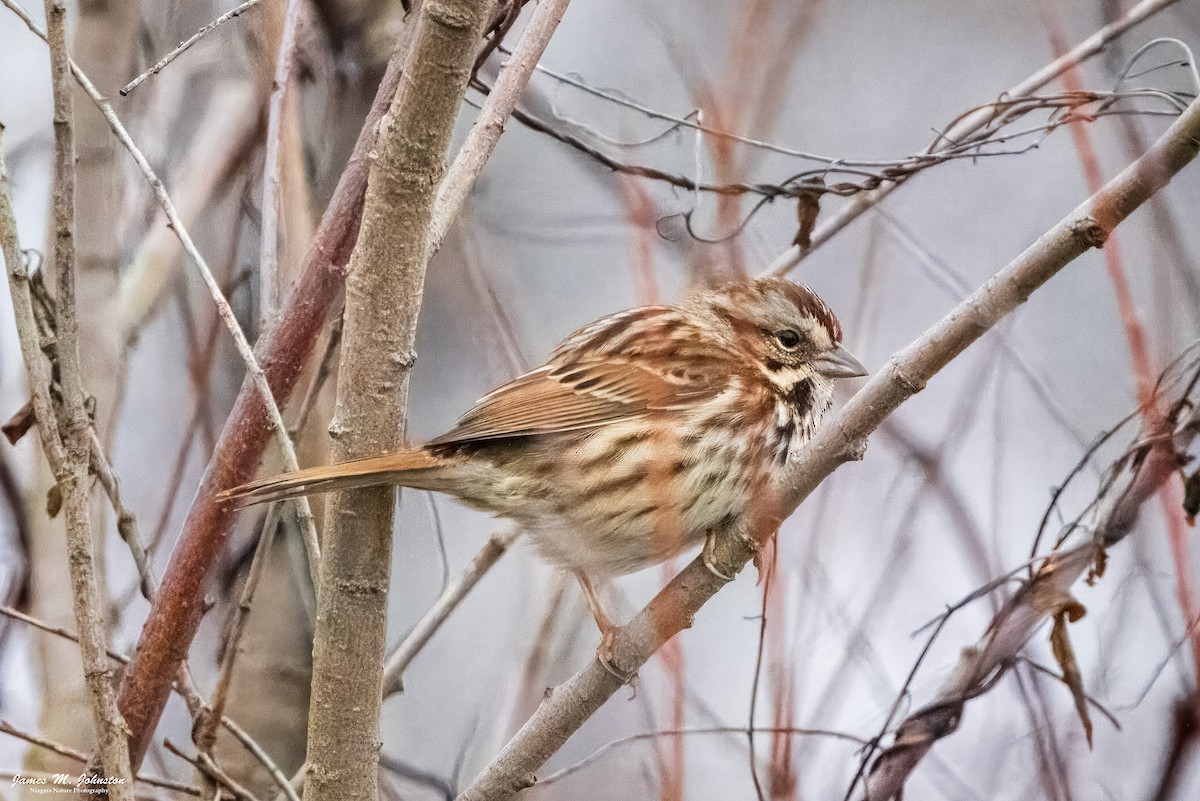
left=303, top=2, right=490, bottom=800
left=25, top=0, right=138, bottom=788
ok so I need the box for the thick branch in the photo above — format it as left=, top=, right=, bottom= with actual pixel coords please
left=456, top=93, right=1200, bottom=801
left=304, top=2, right=490, bottom=800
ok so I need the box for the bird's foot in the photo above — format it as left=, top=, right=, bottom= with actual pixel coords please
left=702, top=530, right=737, bottom=582
left=595, top=624, right=637, bottom=686
left=574, top=569, right=637, bottom=684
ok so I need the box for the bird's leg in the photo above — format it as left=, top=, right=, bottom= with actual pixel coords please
left=702, top=530, right=737, bottom=582
left=573, top=570, right=634, bottom=683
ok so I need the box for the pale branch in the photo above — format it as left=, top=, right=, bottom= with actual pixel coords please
left=456, top=90, right=1200, bottom=801
left=430, top=0, right=572, bottom=251
left=764, top=0, right=1183, bottom=275
left=37, top=4, right=135, bottom=791
left=304, top=1, right=491, bottom=800
left=119, top=0, right=267, bottom=95
left=260, top=0, right=304, bottom=319
left=381, top=527, right=521, bottom=695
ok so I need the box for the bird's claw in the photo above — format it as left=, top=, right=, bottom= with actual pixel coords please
left=596, top=627, right=637, bottom=685
left=702, top=530, right=736, bottom=582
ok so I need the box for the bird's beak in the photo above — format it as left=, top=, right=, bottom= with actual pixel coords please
left=812, top=343, right=867, bottom=378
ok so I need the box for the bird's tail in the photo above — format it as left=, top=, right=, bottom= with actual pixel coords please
left=219, top=449, right=450, bottom=507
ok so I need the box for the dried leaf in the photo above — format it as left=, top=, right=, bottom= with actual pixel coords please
left=1, top=399, right=35, bottom=445
left=1086, top=542, right=1108, bottom=586
left=1183, top=469, right=1200, bottom=526
left=1050, top=611, right=1093, bottom=748
left=46, top=484, right=62, bottom=518
left=791, top=182, right=823, bottom=250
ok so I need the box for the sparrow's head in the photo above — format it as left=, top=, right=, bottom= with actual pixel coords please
left=697, top=277, right=867, bottom=392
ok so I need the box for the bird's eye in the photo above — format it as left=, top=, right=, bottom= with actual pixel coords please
left=776, top=329, right=801, bottom=349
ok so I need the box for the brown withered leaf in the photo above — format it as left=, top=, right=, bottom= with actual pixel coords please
left=791, top=181, right=823, bottom=251
left=1184, top=469, right=1199, bottom=526
left=46, top=484, right=62, bottom=519
left=2, top=400, right=35, bottom=445
left=1086, top=542, right=1108, bottom=586
left=1050, top=607, right=1092, bottom=748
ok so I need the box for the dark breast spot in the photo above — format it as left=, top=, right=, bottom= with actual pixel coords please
left=786, top=377, right=814, bottom=410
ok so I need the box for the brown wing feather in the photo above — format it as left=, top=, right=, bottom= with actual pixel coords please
left=429, top=311, right=729, bottom=447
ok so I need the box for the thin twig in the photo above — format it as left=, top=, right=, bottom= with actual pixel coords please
left=764, top=0, right=1183, bottom=276
left=259, top=0, right=304, bottom=319
left=381, top=528, right=521, bottom=695
left=535, top=726, right=868, bottom=787
left=165, top=740, right=262, bottom=801
left=219, top=716, right=303, bottom=801
left=196, top=504, right=282, bottom=750
left=90, top=430, right=157, bottom=600
left=119, top=0, right=267, bottom=96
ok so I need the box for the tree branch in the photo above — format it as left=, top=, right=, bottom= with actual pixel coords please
left=456, top=91, right=1200, bottom=801
left=32, top=4, right=134, bottom=791
left=303, top=2, right=490, bottom=800
left=429, top=0, right=571, bottom=251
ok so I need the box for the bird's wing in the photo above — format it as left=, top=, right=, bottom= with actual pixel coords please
left=428, top=357, right=726, bottom=447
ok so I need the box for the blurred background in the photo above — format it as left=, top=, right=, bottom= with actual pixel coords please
left=1, top=0, right=1199, bottom=798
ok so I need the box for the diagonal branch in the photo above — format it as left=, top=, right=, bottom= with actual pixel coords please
left=430, top=0, right=571, bottom=250
left=456, top=91, right=1200, bottom=801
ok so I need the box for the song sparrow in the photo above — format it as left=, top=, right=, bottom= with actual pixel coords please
left=223, top=277, right=864, bottom=651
